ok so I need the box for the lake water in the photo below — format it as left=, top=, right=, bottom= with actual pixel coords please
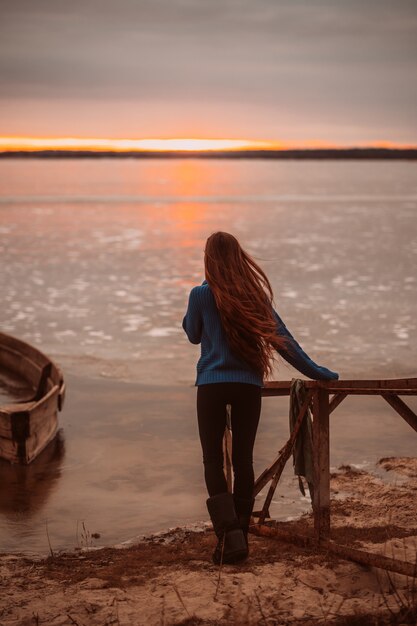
left=0, top=158, right=416, bottom=554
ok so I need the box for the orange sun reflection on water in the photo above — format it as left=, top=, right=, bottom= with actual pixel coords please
left=163, top=161, right=210, bottom=250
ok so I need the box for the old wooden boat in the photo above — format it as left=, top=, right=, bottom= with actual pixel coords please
left=0, top=332, right=65, bottom=464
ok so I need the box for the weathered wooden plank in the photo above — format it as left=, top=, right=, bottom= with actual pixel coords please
left=263, top=378, right=417, bottom=394
left=322, top=377, right=417, bottom=390
left=0, top=347, right=39, bottom=387
left=0, top=349, right=62, bottom=399
left=0, top=409, right=12, bottom=438
left=254, top=390, right=313, bottom=498
left=25, top=363, right=53, bottom=403
left=0, top=333, right=64, bottom=388
left=253, top=442, right=288, bottom=497
left=312, top=388, right=330, bottom=541
left=0, top=332, right=65, bottom=464
left=0, top=435, right=20, bottom=463
left=252, top=524, right=417, bottom=577
left=257, top=468, right=281, bottom=523
left=265, top=385, right=417, bottom=397
left=263, top=381, right=293, bottom=391
left=323, top=388, right=417, bottom=396
left=28, top=385, right=60, bottom=434
left=0, top=401, right=37, bottom=440
left=223, top=427, right=233, bottom=493
left=381, top=393, right=417, bottom=433
left=58, top=382, right=66, bottom=411
left=25, top=413, right=58, bottom=464
left=11, top=410, right=30, bottom=441
left=0, top=332, right=50, bottom=369
left=0, top=409, right=58, bottom=464
left=324, top=539, right=417, bottom=577
left=3, top=387, right=58, bottom=441
left=1, top=403, right=35, bottom=442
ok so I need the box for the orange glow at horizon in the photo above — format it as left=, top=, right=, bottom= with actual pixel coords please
left=0, top=137, right=415, bottom=153
left=0, top=137, right=279, bottom=152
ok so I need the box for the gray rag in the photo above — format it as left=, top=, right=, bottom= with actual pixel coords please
left=289, top=378, right=314, bottom=501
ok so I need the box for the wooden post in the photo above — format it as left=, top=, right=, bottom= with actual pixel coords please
left=312, top=386, right=330, bottom=542
left=223, top=427, right=233, bottom=493
left=223, top=404, right=233, bottom=493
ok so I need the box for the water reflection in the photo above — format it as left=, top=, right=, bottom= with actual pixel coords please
left=0, top=430, right=65, bottom=519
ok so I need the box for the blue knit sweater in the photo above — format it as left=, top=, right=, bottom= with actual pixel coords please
left=182, top=281, right=339, bottom=386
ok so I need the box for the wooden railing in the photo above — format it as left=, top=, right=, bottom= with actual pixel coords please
left=225, top=377, right=417, bottom=576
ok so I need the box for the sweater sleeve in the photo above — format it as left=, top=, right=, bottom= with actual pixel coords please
left=182, top=287, right=203, bottom=344
left=273, top=309, right=339, bottom=380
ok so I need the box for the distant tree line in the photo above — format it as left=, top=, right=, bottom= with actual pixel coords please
left=0, top=148, right=416, bottom=160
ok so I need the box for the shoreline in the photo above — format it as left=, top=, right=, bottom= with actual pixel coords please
left=1, top=457, right=416, bottom=625
left=1, top=147, right=417, bottom=160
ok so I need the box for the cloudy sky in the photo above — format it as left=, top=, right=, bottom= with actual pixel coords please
left=0, top=0, right=416, bottom=145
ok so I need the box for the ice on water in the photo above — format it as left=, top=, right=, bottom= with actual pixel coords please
left=0, top=159, right=416, bottom=382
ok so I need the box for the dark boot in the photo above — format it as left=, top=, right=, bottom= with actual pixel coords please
left=233, top=496, right=255, bottom=547
left=206, top=493, right=248, bottom=565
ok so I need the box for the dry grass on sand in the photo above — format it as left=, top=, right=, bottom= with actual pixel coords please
left=1, top=457, right=417, bottom=625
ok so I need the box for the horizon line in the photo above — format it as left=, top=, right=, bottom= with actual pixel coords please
left=1, top=137, right=416, bottom=153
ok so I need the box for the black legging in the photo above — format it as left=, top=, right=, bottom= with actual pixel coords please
left=197, top=383, right=262, bottom=501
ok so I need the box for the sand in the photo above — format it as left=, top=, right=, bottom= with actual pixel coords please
left=1, top=457, right=417, bottom=626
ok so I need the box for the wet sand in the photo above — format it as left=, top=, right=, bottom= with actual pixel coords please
left=1, top=457, right=416, bottom=625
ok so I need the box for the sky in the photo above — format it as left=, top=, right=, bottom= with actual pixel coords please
left=0, top=0, right=416, bottom=146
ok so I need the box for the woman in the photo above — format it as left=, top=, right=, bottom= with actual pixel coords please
left=182, top=232, right=338, bottom=565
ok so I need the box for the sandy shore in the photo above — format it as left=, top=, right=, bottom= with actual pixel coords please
left=1, top=457, right=417, bottom=626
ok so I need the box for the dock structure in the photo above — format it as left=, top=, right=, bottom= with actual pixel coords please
left=223, top=378, right=417, bottom=577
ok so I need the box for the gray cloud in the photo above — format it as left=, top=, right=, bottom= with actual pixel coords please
left=0, top=0, right=416, bottom=141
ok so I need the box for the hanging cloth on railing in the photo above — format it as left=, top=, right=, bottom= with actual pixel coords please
left=289, top=378, right=314, bottom=501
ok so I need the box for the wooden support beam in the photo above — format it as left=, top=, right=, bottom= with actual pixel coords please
left=312, top=388, right=330, bottom=541
left=253, top=442, right=288, bottom=497
left=329, top=392, right=347, bottom=414
left=323, top=539, right=417, bottom=578
left=223, top=405, right=233, bottom=493
left=257, top=470, right=281, bottom=524
left=381, top=393, right=417, bottom=433
left=252, top=524, right=417, bottom=578
left=223, top=426, right=233, bottom=493
left=253, top=390, right=313, bottom=497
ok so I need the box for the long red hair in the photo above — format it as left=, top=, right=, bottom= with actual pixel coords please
left=204, top=232, right=288, bottom=379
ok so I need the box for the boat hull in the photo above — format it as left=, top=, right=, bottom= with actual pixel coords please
left=0, top=332, right=65, bottom=464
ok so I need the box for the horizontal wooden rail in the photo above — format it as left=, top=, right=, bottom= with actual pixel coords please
left=262, top=377, right=417, bottom=395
